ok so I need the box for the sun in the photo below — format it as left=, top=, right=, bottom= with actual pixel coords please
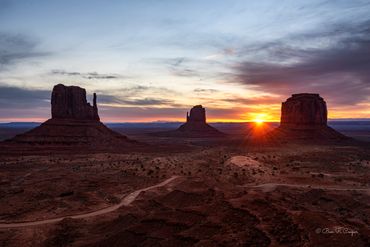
left=252, top=113, right=267, bottom=125
left=254, top=118, right=265, bottom=124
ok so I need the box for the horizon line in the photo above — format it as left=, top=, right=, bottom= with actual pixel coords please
left=1, top=118, right=370, bottom=124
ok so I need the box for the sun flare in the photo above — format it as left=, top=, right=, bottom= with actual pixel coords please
left=252, top=113, right=268, bottom=125
left=254, top=119, right=264, bottom=124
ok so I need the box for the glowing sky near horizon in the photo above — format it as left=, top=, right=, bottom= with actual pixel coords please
left=0, top=0, right=370, bottom=122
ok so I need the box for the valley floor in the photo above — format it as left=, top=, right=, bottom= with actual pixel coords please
left=0, top=136, right=369, bottom=246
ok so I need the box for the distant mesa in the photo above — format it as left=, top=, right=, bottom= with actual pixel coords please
left=178, top=105, right=223, bottom=134
left=6, top=84, right=136, bottom=148
left=267, top=93, right=347, bottom=141
left=186, top=105, right=206, bottom=123
left=152, top=105, right=224, bottom=137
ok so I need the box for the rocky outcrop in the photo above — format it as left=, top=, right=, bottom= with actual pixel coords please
left=151, top=105, right=224, bottom=137
left=186, top=105, right=206, bottom=123
left=178, top=105, right=223, bottom=135
left=7, top=84, right=136, bottom=148
left=152, top=105, right=225, bottom=138
left=280, top=93, right=327, bottom=129
left=51, top=84, right=99, bottom=121
left=267, top=93, right=347, bottom=141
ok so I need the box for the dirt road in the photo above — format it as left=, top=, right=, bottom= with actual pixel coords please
left=0, top=176, right=180, bottom=229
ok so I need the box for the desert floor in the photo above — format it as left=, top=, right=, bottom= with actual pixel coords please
left=0, top=124, right=369, bottom=247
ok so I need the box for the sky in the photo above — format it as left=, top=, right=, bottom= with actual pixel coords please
left=0, top=0, right=370, bottom=122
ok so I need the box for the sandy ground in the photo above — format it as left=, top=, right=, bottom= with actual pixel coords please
left=0, top=130, right=369, bottom=246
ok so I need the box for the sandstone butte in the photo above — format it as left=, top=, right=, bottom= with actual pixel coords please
left=51, top=84, right=100, bottom=121
left=267, top=93, right=347, bottom=140
left=176, top=105, right=224, bottom=136
left=151, top=105, right=224, bottom=138
left=7, top=84, right=135, bottom=148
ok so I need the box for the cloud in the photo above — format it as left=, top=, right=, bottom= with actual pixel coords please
left=222, top=96, right=281, bottom=105
left=0, top=84, right=179, bottom=109
left=98, top=106, right=187, bottom=122
left=0, top=86, right=50, bottom=113
left=233, top=20, right=370, bottom=107
left=159, top=56, right=224, bottom=79
left=51, top=70, right=122, bottom=79
left=98, top=105, right=257, bottom=122
left=94, top=84, right=179, bottom=101
left=0, top=32, right=49, bottom=70
left=0, top=84, right=184, bottom=121
left=97, top=94, right=177, bottom=107
left=193, top=88, right=219, bottom=94
left=168, top=57, right=185, bottom=67
left=162, top=57, right=201, bottom=77
left=0, top=85, right=51, bottom=121
left=171, top=68, right=200, bottom=77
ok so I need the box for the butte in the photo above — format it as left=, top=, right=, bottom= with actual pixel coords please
left=4, top=84, right=135, bottom=149
left=153, top=105, right=224, bottom=137
left=267, top=93, right=347, bottom=141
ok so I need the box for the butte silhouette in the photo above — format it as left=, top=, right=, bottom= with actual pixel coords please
left=6, top=84, right=135, bottom=148
left=152, top=105, right=224, bottom=137
left=267, top=93, right=347, bottom=141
